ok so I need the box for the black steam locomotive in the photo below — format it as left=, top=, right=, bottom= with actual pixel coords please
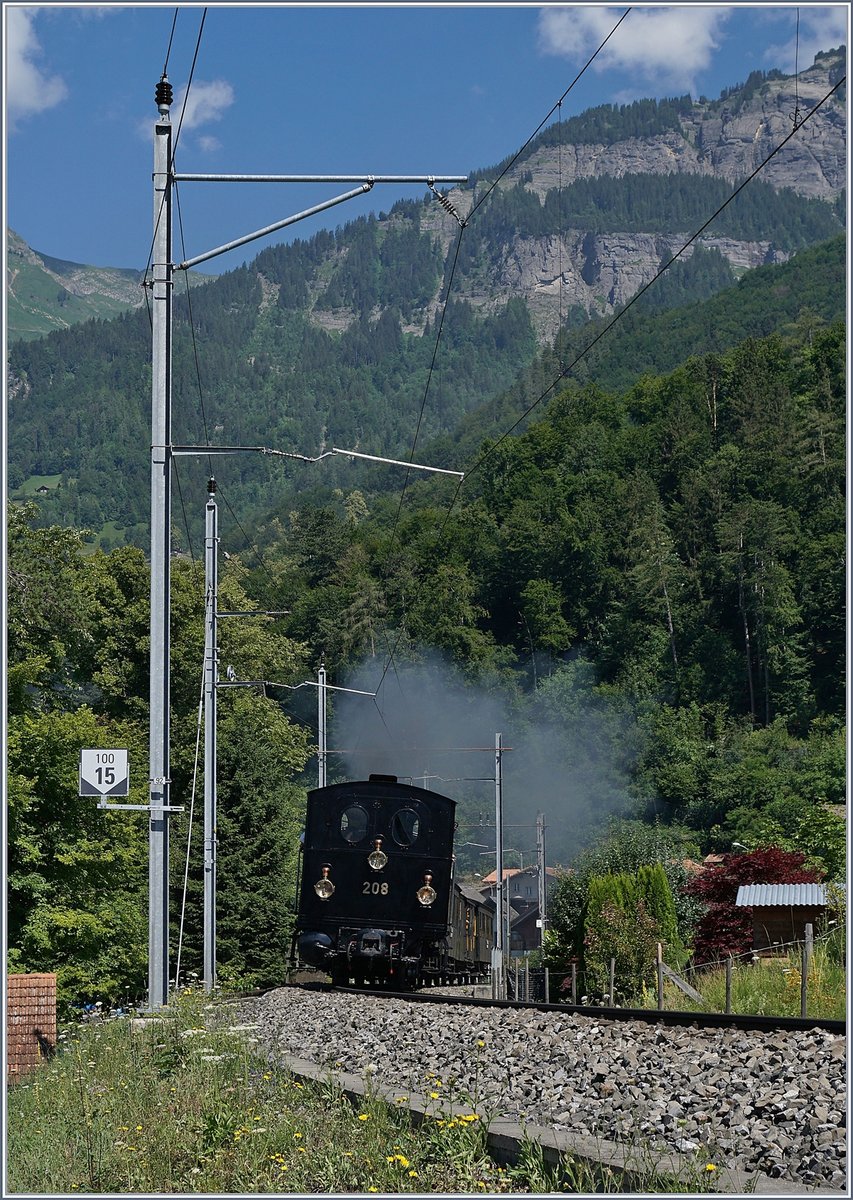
left=293, top=775, right=491, bottom=989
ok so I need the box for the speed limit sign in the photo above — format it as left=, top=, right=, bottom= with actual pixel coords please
left=79, top=749, right=129, bottom=797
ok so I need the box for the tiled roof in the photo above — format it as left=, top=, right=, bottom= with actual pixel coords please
left=735, top=883, right=828, bottom=907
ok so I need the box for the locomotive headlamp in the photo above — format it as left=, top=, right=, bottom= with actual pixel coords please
left=314, top=865, right=335, bottom=900
left=368, top=837, right=388, bottom=871
left=416, top=872, right=437, bottom=907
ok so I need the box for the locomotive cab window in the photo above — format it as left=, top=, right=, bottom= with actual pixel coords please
left=340, top=804, right=369, bottom=844
left=390, top=807, right=420, bottom=847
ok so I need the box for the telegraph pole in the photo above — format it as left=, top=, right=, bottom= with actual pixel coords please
left=148, top=76, right=174, bottom=1010
left=536, top=811, right=546, bottom=948
left=318, top=661, right=327, bottom=788
left=492, top=732, right=505, bottom=1000
left=203, top=479, right=219, bottom=993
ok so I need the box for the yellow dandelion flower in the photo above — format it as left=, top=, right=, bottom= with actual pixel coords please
left=395, top=1096, right=407, bottom=1104
left=368, top=1188, right=379, bottom=1194
left=358, top=1113, right=370, bottom=1121
left=293, top=1131, right=303, bottom=1139
left=135, top=1125, right=143, bottom=1132
left=430, top=1091, right=440, bottom=1099
left=477, top=1039, right=485, bottom=1047
left=705, top=1164, right=717, bottom=1172
left=297, top=1146, right=306, bottom=1153
left=408, top=1170, right=418, bottom=1178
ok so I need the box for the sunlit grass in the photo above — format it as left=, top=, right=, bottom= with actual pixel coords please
left=7, top=990, right=728, bottom=1194
left=650, top=942, right=846, bottom=1019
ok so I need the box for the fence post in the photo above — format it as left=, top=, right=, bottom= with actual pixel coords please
left=544, top=966, right=550, bottom=1003
left=609, top=957, right=615, bottom=1005
left=571, top=962, right=577, bottom=1005
left=801, top=923, right=813, bottom=1018
left=725, top=956, right=733, bottom=1014
left=656, top=942, right=663, bottom=1011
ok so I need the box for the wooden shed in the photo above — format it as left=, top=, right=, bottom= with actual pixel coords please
left=735, top=883, right=829, bottom=954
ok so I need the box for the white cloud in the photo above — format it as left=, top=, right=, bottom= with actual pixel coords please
left=173, top=79, right=234, bottom=131
left=197, top=135, right=222, bottom=154
left=537, top=5, right=733, bottom=94
left=762, top=7, right=848, bottom=73
left=6, top=8, right=68, bottom=127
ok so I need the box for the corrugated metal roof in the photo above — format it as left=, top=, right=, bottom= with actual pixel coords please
left=735, top=883, right=828, bottom=907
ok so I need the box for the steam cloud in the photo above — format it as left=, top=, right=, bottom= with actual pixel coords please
left=325, top=649, right=642, bottom=868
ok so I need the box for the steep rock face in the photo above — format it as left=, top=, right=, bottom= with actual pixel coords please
left=414, top=51, right=845, bottom=342
left=521, top=51, right=846, bottom=201
left=451, top=232, right=788, bottom=343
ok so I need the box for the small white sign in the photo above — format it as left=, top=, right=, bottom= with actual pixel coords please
left=79, top=749, right=129, bottom=797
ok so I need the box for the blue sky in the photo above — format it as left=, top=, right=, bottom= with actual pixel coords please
left=5, top=3, right=849, bottom=274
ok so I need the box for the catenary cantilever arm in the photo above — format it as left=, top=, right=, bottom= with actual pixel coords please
left=170, top=443, right=464, bottom=479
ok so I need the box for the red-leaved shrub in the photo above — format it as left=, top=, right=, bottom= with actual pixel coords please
left=686, top=847, right=822, bottom=964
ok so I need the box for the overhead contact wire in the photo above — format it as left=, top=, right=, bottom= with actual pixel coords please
left=370, top=6, right=632, bottom=699
left=467, top=6, right=631, bottom=222
left=439, top=73, right=847, bottom=526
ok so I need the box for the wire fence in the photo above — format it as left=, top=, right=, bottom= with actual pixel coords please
left=538, top=922, right=845, bottom=1017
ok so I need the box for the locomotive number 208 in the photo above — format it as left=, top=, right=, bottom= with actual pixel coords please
left=362, top=881, right=389, bottom=895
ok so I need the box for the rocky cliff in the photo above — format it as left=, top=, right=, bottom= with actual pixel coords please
left=408, top=48, right=846, bottom=341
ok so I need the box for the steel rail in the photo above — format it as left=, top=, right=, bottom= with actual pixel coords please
left=322, top=983, right=845, bottom=1036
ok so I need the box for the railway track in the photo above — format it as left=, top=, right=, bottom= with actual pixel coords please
left=304, top=980, right=845, bottom=1035
left=238, top=983, right=847, bottom=1193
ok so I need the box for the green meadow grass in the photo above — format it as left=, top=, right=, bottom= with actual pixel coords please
left=7, top=990, right=726, bottom=1194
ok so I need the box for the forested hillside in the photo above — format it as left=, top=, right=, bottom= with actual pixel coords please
left=7, top=51, right=846, bottom=1008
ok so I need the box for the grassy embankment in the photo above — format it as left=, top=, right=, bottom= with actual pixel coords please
left=8, top=991, right=725, bottom=1195
left=651, top=940, right=846, bottom=1019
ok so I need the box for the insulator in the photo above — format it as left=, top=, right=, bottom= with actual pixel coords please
left=429, top=183, right=465, bottom=227
left=155, top=78, right=173, bottom=110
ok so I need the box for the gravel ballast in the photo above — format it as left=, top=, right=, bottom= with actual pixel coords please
left=238, top=987, right=846, bottom=1190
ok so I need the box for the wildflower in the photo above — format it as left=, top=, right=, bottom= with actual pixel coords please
left=358, top=1113, right=370, bottom=1121
left=477, top=1039, right=485, bottom=1047
left=395, top=1096, right=407, bottom=1104
left=368, top=1189, right=379, bottom=1194
left=136, top=1125, right=143, bottom=1132
left=430, top=1091, right=440, bottom=1099
left=408, top=1170, right=418, bottom=1179
left=705, top=1164, right=717, bottom=1172
left=293, top=1131, right=303, bottom=1139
